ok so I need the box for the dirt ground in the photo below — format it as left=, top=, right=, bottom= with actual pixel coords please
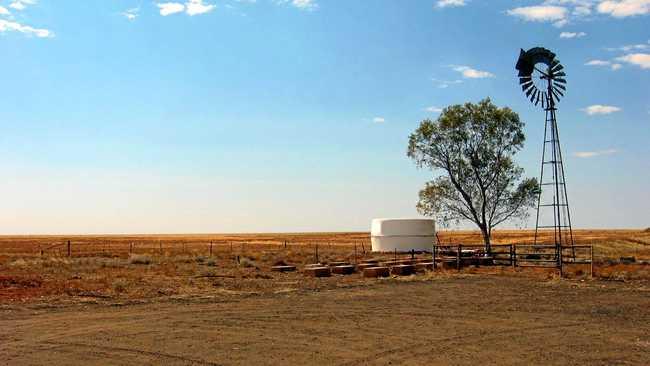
left=1, top=230, right=649, bottom=365
left=1, top=275, right=648, bottom=365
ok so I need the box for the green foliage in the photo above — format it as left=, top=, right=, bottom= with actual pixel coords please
left=407, top=98, right=539, bottom=251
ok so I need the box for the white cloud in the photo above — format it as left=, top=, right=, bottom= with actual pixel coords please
left=158, top=1, right=215, bottom=16
left=436, top=0, right=466, bottom=8
left=285, top=0, right=318, bottom=10
left=373, top=117, right=385, bottom=123
left=585, top=59, right=623, bottom=70
left=186, top=0, right=216, bottom=16
left=451, top=65, right=495, bottom=78
left=574, top=149, right=618, bottom=158
left=122, top=7, right=139, bottom=21
left=425, top=106, right=443, bottom=113
left=0, top=6, right=10, bottom=15
left=560, top=31, right=586, bottom=38
left=157, top=2, right=186, bottom=16
left=0, top=19, right=53, bottom=38
left=616, top=53, right=650, bottom=68
left=507, top=5, right=568, bottom=26
left=597, top=0, right=650, bottom=18
left=581, top=105, right=622, bottom=115
left=9, top=0, right=36, bottom=11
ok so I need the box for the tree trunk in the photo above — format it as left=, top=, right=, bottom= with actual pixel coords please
left=480, top=226, right=491, bottom=254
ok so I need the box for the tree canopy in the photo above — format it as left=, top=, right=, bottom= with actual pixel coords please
left=407, top=98, right=539, bottom=252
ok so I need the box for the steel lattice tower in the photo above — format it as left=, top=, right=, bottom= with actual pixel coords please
left=516, top=47, right=575, bottom=260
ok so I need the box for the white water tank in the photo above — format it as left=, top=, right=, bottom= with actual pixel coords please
left=371, top=218, right=436, bottom=252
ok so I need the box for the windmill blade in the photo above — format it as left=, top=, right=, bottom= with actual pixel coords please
left=519, top=77, right=532, bottom=84
left=554, top=83, right=566, bottom=91
left=521, top=80, right=533, bottom=90
left=552, top=63, right=564, bottom=73
left=553, top=86, right=564, bottom=97
left=553, top=71, right=566, bottom=77
left=554, top=78, right=567, bottom=84
left=551, top=88, right=561, bottom=102
left=535, top=92, right=541, bottom=106
left=530, top=89, right=538, bottom=103
left=525, top=86, right=535, bottom=98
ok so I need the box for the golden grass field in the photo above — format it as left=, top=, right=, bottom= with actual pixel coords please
left=0, top=229, right=648, bottom=304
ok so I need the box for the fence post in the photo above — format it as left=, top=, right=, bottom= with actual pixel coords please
left=210, top=241, right=213, bottom=257
left=457, top=244, right=461, bottom=271
left=159, top=240, right=163, bottom=255
left=130, top=242, right=133, bottom=254
left=432, top=244, right=437, bottom=270
left=354, top=243, right=357, bottom=265
left=559, top=246, right=564, bottom=278
left=67, top=240, right=71, bottom=257
left=590, top=245, right=594, bottom=279
left=513, top=245, right=517, bottom=268
left=315, top=243, right=319, bottom=264
left=510, top=244, right=514, bottom=268
left=361, top=241, right=365, bottom=254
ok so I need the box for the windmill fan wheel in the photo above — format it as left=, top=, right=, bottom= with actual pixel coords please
left=516, top=47, right=567, bottom=109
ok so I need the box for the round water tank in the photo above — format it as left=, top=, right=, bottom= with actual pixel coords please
left=371, top=218, right=436, bottom=252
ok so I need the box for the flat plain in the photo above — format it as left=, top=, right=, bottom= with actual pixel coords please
left=1, top=229, right=649, bottom=365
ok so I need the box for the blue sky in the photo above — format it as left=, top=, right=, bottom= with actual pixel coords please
left=1, top=0, right=648, bottom=234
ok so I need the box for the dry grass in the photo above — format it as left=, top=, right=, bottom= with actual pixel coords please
left=0, top=230, right=648, bottom=304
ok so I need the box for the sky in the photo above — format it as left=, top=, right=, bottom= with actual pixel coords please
left=0, top=0, right=649, bottom=234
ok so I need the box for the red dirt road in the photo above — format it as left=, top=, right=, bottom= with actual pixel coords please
left=1, top=275, right=648, bottom=365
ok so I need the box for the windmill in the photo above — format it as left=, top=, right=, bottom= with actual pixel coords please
left=516, top=47, right=574, bottom=261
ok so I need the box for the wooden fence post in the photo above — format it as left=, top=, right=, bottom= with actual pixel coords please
left=590, top=245, right=594, bottom=279
left=210, top=241, right=213, bottom=257
left=457, top=244, right=461, bottom=271
left=354, top=243, right=357, bottom=265
left=432, top=244, right=436, bottom=270
left=557, top=244, right=564, bottom=278
left=67, top=240, right=71, bottom=257
left=513, top=245, right=517, bottom=268
left=130, top=242, right=133, bottom=254
left=315, top=243, right=319, bottom=264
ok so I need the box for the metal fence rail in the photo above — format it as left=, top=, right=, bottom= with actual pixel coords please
left=432, top=243, right=593, bottom=277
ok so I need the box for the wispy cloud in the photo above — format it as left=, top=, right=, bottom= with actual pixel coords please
left=373, top=117, right=385, bottom=123
left=585, top=59, right=622, bottom=70
left=605, top=42, right=649, bottom=52
left=616, top=53, right=650, bottom=69
left=597, top=0, right=650, bottom=18
left=122, top=7, right=139, bottom=21
left=431, top=78, right=463, bottom=88
left=436, top=0, right=467, bottom=9
left=0, top=19, right=53, bottom=38
left=581, top=105, right=622, bottom=115
left=574, top=149, right=618, bottom=158
left=9, top=0, right=36, bottom=11
left=0, top=6, right=10, bottom=15
left=451, top=65, right=495, bottom=79
left=275, top=0, right=318, bottom=11
left=560, top=31, right=586, bottom=38
left=507, top=5, right=568, bottom=27
left=424, top=106, right=443, bottom=113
